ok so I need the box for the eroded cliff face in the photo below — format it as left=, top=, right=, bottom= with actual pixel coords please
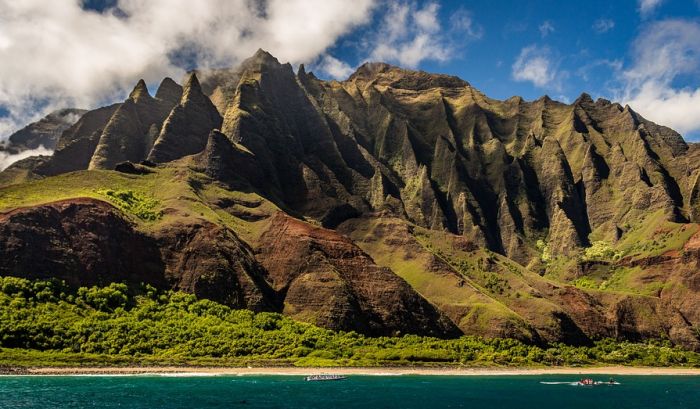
left=0, top=199, right=275, bottom=310
left=198, top=51, right=692, bottom=266
left=256, top=212, right=459, bottom=337
left=1, top=49, right=700, bottom=347
left=0, top=199, right=165, bottom=287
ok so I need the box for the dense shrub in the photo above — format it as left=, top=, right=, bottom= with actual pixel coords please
left=97, top=189, right=162, bottom=221
left=0, top=277, right=698, bottom=367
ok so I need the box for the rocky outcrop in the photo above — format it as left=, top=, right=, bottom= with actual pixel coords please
left=147, top=73, right=222, bottom=163
left=0, top=198, right=460, bottom=338
left=6, top=77, right=184, bottom=179
left=88, top=80, right=176, bottom=170
left=6, top=51, right=691, bottom=263
left=194, top=130, right=264, bottom=191
left=188, top=51, right=691, bottom=264
left=256, top=212, right=460, bottom=337
left=35, top=104, right=120, bottom=176
left=5, top=108, right=86, bottom=151
left=0, top=199, right=166, bottom=287
left=154, top=77, right=183, bottom=105
left=153, top=220, right=276, bottom=312
left=0, top=199, right=274, bottom=310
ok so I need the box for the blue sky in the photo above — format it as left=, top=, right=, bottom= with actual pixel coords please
left=0, top=0, right=699, bottom=142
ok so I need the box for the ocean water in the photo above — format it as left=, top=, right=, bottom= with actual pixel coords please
left=1, top=374, right=699, bottom=409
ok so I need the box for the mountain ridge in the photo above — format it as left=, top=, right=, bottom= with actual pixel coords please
left=1, top=49, right=700, bottom=349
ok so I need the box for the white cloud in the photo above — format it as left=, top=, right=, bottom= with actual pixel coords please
left=317, top=55, right=355, bottom=80
left=368, top=2, right=444, bottom=67
left=450, top=9, right=483, bottom=39
left=512, top=45, right=563, bottom=89
left=312, top=2, right=483, bottom=79
left=539, top=21, right=555, bottom=38
left=621, top=19, right=700, bottom=135
left=625, top=82, right=700, bottom=135
left=592, top=18, right=615, bottom=33
left=0, top=145, right=53, bottom=171
left=0, top=0, right=376, bottom=142
left=366, top=2, right=481, bottom=68
left=638, top=0, right=664, bottom=16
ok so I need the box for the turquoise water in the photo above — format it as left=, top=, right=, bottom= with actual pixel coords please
left=1, top=374, right=699, bottom=408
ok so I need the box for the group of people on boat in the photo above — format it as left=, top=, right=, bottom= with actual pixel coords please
left=579, top=378, right=618, bottom=386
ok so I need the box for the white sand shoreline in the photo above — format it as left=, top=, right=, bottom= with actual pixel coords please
left=4, top=366, right=700, bottom=376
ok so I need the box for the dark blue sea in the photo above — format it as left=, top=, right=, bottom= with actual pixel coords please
left=1, top=374, right=699, bottom=408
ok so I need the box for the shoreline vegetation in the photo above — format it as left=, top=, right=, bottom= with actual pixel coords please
left=4, top=366, right=700, bottom=376
left=2, top=277, right=700, bottom=372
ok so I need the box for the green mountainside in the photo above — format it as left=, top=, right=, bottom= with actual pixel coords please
left=1, top=49, right=700, bottom=357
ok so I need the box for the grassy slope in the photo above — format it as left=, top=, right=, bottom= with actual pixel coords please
left=340, top=217, right=573, bottom=340
left=0, top=162, right=279, bottom=240
left=551, top=210, right=699, bottom=295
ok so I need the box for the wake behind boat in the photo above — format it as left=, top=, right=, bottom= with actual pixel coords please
left=305, top=374, right=347, bottom=382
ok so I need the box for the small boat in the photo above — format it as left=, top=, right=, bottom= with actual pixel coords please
left=577, top=378, right=619, bottom=386
left=304, top=374, right=347, bottom=382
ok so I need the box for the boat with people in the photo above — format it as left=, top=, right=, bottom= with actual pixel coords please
left=304, top=374, right=347, bottom=382
left=578, top=378, right=620, bottom=386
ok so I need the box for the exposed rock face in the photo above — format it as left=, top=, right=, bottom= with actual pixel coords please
left=190, top=52, right=691, bottom=265
left=338, top=216, right=543, bottom=342
left=194, top=130, right=264, bottom=191
left=88, top=80, right=175, bottom=170
left=0, top=199, right=273, bottom=310
left=338, top=215, right=700, bottom=348
left=5, top=108, right=86, bottom=151
left=147, top=73, right=222, bottom=163
left=154, top=77, right=183, bottom=105
left=9, top=77, right=183, bottom=179
left=153, top=220, right=276, bottom=312
left=0, top=198, right=459, bottom=337
left=0, top=199, right=165, bottom=287
left=7, top=52, right=691, bottom=256
left=256, top=212, right=460, bottom=337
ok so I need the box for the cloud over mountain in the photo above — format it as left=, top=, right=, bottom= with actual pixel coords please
left=0, top=0, right=375, bottom=140
left=621, top=19, right=700, bottom=135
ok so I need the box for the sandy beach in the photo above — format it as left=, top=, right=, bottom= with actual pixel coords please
left=8, top=366, right=700, bottom=376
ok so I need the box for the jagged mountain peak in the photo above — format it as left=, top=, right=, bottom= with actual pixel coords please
left=181, top=72, right=203, bottom=101
left=155, top=77, right=183, bottom=103
left=251, top=48, right=279, bottom=65
left=128, top=79, right=152, bottom=103
left=239, top=48, right=295, bottom=78
left=347, top=61, right=469, bottom=90
left=349, top=61, right=396, bottom=79
left=147, top=71, right=222, bottom=164
left=574, top=92, right=594, bottom=105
